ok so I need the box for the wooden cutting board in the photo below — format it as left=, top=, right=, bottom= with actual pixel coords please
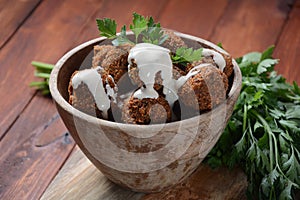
left=41, top=146, right=247, bottom=200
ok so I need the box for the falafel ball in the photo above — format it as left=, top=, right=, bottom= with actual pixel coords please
left=178, top=65, right=228, bottom=112
left=92, top=45, right=129, bottom=82
left=186, top=52, right=233, bottom=78
left=68, top=68, right=116, bottom=118
left=122, top=95, right=172, bottom=124
left=162, top=30, right=187, bottom=53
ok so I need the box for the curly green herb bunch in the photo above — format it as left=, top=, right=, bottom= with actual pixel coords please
left=205, top=46, right=300, bottom=200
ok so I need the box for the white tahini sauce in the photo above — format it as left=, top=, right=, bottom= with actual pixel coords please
left=128, top=44, right=227, bottom=107
left=71, top=67, right=112, bottom=118
left=202, top=48, right=226, bottom=71
left=128, top=43, right=178, bottom=106
left=105, top=75, right=118, bottom=103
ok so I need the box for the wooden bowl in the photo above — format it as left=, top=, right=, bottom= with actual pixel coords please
left=49, top=32, right=242, bottom=193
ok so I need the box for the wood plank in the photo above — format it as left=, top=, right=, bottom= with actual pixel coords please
left=274, top=0, right=300, bottom=84
left=40, top=146, right=144, bottom=200
left=143, top=167, right=246, bottom=200
left=209, top=0, right=292, bottom=57
left=158, top=0, right=228, bottom=38
left=0, top=97, right=74, bottom=200
left=41, top=147, right=247, bottom=200
left=75, top=0, right=169, bottom=41
left=0, top=0, right=41, bottom=49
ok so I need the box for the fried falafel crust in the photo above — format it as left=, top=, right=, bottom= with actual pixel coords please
left=186, top=53, right=233, bottom=79
left=92, top=45, right=129, bottom=82
left=178, top=65, right=228, bottom=112
left=122, top=96, right=172, bottom=124
left=162, top=30, right=187, bottom=53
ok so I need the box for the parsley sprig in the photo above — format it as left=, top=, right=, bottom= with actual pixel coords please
left=141, top=16, right=168, bottom=45
left=171, top=47, right=203, bottom=66
left=30, top=61, right=54, bottom=95
left=96, top=13, right=168, bottom=46
left=205, top=46, right=300, bottom=199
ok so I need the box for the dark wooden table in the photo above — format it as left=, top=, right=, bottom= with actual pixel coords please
left=1, top=0, right=300, bottom=199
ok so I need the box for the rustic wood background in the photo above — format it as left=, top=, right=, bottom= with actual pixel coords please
left=0, top=0, right=299, bottom=199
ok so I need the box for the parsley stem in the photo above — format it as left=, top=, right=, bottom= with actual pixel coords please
left=251, top=110, right=274, bottom=171
left=34, top=72, right=51, bottom=79
left=249, top=87, right=300, bottom=197
left=30, top=61, right=53, bottom=94
left=31, top=61, right=54, bottom=70
left=243, top=104, right=247, bottom=133
left=275, top=145, right=300, bottom=189
left=248, top=119, right=255, bottom=142
left=29, top=81, right=48, bottom=87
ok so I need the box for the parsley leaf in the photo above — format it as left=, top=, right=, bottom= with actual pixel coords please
left=96, top=18, right=117, bottom=39
left=261, top=45, right=275, bottom=61
left=141, top=17, right=168, bottom=45
left=217, top=42, right=223, bottom=49
left=257, top=59, right=278, bottom=74
left=241, top=52, right=261, bottom=63
left=130, top=13, right=148, bottom=43
left=112, top=25, right=134, bottom=46
left=171, top=47, right=203, bottom=66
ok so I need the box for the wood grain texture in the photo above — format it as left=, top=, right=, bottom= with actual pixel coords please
left=0, top=0, right=41, bottom=49
left=41, top=147, right=247, bottom=200
left=158, top=0, right=228, bottom=38
left=143, top=166, right=247, bottom=200
left=210, top=0, right=292, bottom=57
left=0, top=97, right=74, bottom=200
left=75, top=0, right=169, bottom=42
left=274, top=0, right=300, bottom=84
left=40, top=146, right=144, bottom=200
